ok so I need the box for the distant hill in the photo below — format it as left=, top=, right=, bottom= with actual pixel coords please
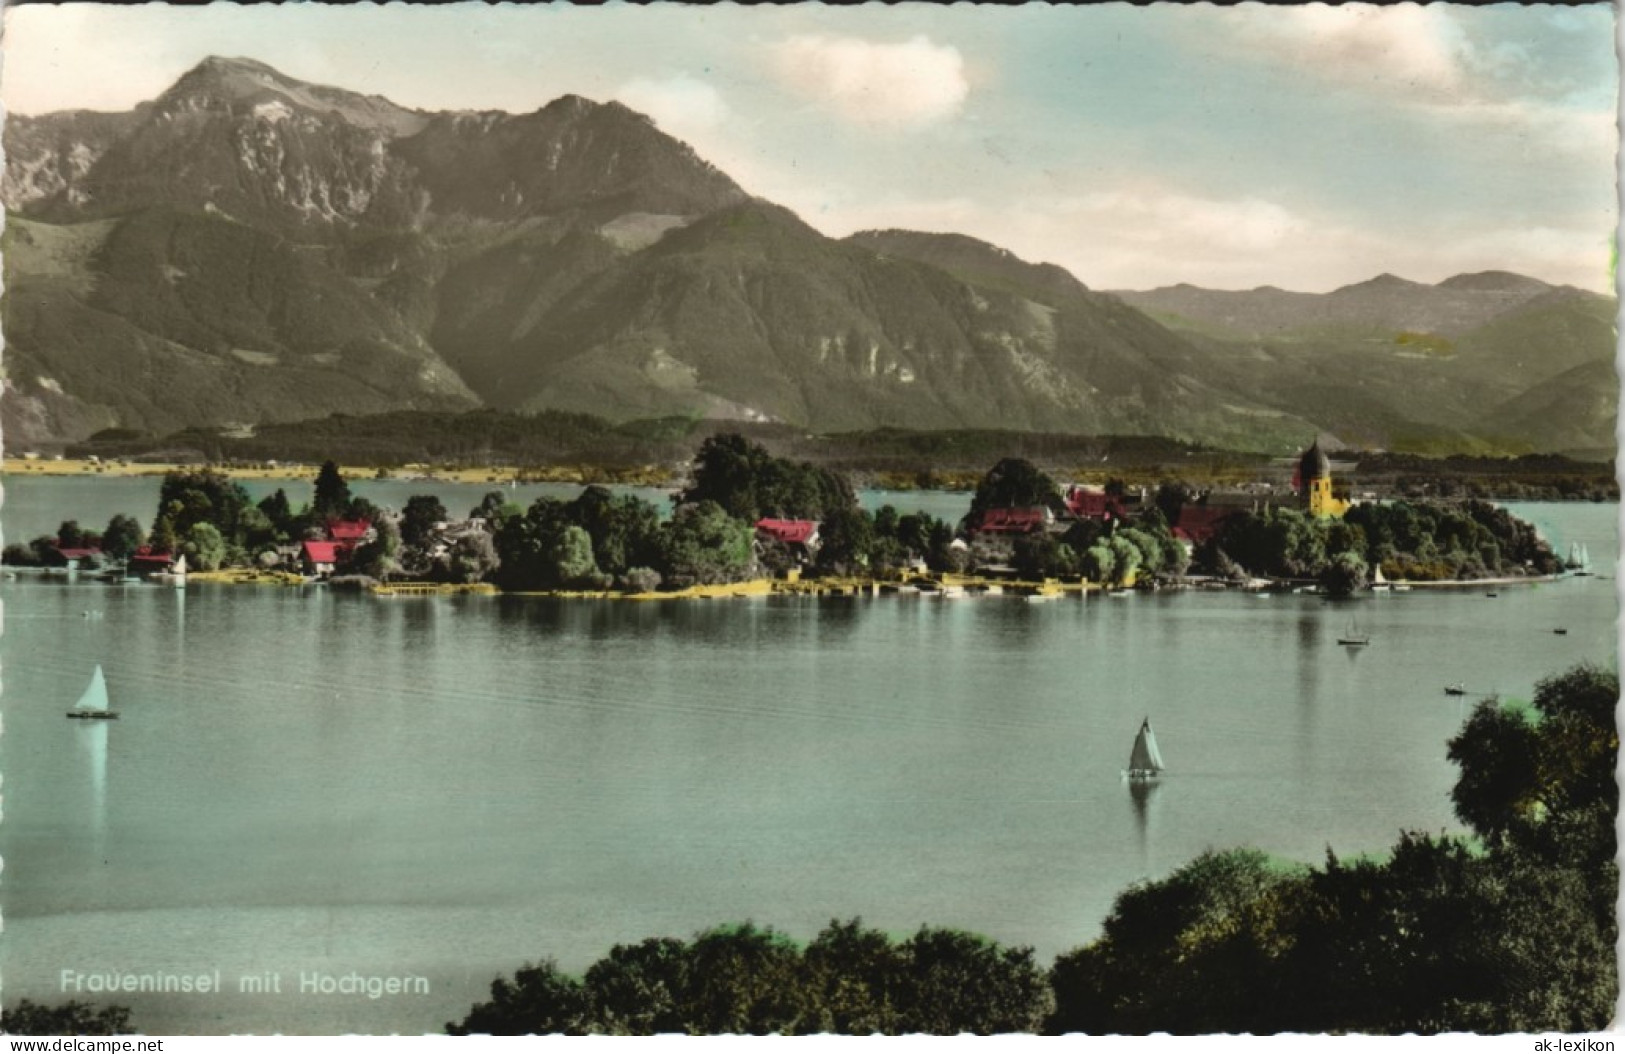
left=1110, top=274, right=1617, bottom=456
left=3, top=55, right=1613, bottom=457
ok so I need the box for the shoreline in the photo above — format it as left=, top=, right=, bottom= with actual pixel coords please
left=27, top=564, right=1577, bottom=599
left=2, top=458, right=677, bottom=487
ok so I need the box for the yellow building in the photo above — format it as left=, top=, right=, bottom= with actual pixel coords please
left=1297, top=440, right=1348, bottom=518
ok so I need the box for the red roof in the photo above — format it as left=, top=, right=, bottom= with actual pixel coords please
left=1172, top=506, right=1235, bottom=544
left=756, top=518, right=819, bottom=545
left=302, top=541, right=342, bottom=563
left=325, top=519, right=371, bottom=541
left=1064, top=486, right=1126, bottom=521
left=977, top=507, right=1050, bottom=533
left=129, top=549, right=173, bottom=566
left=54, top=547, right=102, bottom=560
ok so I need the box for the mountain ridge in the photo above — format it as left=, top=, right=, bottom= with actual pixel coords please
left=2, top=55, right=1613, bottom=457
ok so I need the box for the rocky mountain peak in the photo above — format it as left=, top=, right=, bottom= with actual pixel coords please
left=154, top=55, right=428, bottom=136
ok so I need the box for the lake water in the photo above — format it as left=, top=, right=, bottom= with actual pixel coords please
left=0, top=487, right=1617, bottom=1034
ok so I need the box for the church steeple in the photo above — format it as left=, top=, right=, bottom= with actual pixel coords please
left=1296, top=439, right=1346, bottom=518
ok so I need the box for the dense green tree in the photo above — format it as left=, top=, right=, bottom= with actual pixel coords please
left=2, top=1000, right=133, bottom=1035
left=814, top=506, right=874, bottom=577
left=796, top=919, right=906, bottom=1035
left=966, top=459, right=1061, bottom=525
left=1106, top=535, right=1143, bottom=586
left=345, top=495, right=383, bottom=527
left=448, top=959, right=591, bottom=1036
left=100, top=515, right=145, bottom=562
left=570, top=486, right=663, bottom=578
left=471, top=491, right=522, bottom=526
left=312, top=461, right=352, bottom=521
left=182, top=522, right=227, bottom=571
left=1081, top=544, right=1116, bottom=584
left=155, top=469, right=254, bottom=546
left=1320, top=550, right=1368, bottom=597
left=351, top=517, right=402, bottom=580
left=681, top=923, right=804, bottom=1034
left=552, top=525, right=607, bottom=590
left=446, top=532, right=501, bottom=584
left=659, top=502, right=755, bottom=588
left=2, top=543, right=40, bottom=567
left=680, top=434, right=854, bottom=523
left=1012, top=533, right=1079, bottom=580
left=258, top=488, right=293, bottom=535
left=896, top=928, right=1053, bottom=1035
left=621, top=567, right=663, bottom=593
left=584, top=938, right=691, bottom=1035
left=401, top=495, right=449, bottom=551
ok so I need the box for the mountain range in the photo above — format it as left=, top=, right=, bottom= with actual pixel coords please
left=3, top=56, right=1615, bottom=457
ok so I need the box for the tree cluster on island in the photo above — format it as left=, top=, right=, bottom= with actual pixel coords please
left=1, top=434, right=1567, bottom=597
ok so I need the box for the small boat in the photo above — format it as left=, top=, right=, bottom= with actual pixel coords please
left=1124, top=717, right=1165, bottom=781
left=1370, top=564, right=1391, bottom=593
left=1444, top=683, right=1467, bottom=696
left=1554, top=628, right=1569, bottom=635
left=153, top=553, right=188, bottom=587
left=65, top=664, right=119, bottom=720
left=1485, top=592, right=1498, bottom=598
left=1337, top=616, right=1369, bottom=646
left=1569, top=542, right=1593, bottom=576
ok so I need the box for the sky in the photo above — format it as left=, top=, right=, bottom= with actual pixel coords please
left=2, top=2, right=1617, bottom=293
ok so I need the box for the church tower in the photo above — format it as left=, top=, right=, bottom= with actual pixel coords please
left=1296, top=440, right=1347, bottom=518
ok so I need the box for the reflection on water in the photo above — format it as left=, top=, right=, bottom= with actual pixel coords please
left=73, top=719, right=109, bottom=840
left=1127, top=777, right=1158, bottom=854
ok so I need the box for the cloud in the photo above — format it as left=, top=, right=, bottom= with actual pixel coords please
left=1238, top=5, right=1472, bottom=104
left=770, top=34, right=968, bottom=128
left=613, top=75, right=729, bottom=138
left=802, top=179, right=1610, bottom=294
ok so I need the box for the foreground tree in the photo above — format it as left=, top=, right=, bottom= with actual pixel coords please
left=2, top=1000, right=133, bottom=1036
left=449, top=919, right=1052, bottom=1035
left=1049, top=663, right=1618, bottom=1035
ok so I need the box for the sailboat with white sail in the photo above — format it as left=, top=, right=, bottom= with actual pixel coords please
left=65, top=664, right=119, bottom=720
left=1124, top=717, right=1165, bottom=780
left=1569, top=542, right=1593, bottom=577
left=1337, top=613, right=1370, bottom=646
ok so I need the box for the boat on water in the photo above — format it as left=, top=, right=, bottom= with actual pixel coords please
left=1569, top=542, right=1593, bottom=577
left=1125, top=717, right=1165, bottom=781
left=65, top=664, right=118, bottom=720
left=1337, top=615, right=1370, bottom=646
left=1445, top=683, right=1467, bottom=696
left=153, top=553, right=188, bottom=586
left=1370, top=565, right=1392, bottom=593
left=1554, top=628, right=1569, bottom=635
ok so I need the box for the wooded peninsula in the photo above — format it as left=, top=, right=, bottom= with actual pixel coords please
left=3, top=432, right=1577, bottom=597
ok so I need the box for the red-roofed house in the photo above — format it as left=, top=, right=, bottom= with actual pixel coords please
left=45, top=545, right=103, bottom=570
left=975, top=507, right=1053, bottom=534
left=325, top=519, right=372, bottom=544
left=1171, top=505, right=1236, bottom=545
left=128, top=547, right=176, bottom=577
left=756, top=518, right=820, bottom=547
left=756, top=518, right=821, bottom=568
left=302, top=540, right=343, bottom=578
left=1063, top=485, right=1128, bottom=522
